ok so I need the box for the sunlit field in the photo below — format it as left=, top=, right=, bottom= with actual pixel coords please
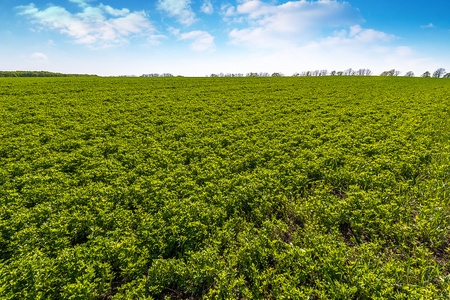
left=1, top=76, right=449, bottom=299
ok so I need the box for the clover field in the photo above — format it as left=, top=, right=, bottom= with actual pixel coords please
left=0, top=76, right=449, bottom=299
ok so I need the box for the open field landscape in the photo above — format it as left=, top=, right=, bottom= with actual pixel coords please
left=0, top=76, right=449, bottom=299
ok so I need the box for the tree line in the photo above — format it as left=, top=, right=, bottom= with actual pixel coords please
left=380, top=68, right=449, bottom=78
left=207, top=68, right=449, bottom=78
left=1, top=68, right=448, bottom=78
left=0, top=71, right=97, bottom=77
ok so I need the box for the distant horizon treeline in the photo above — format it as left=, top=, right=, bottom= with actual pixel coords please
left=208, top=67, right=449, bottom=78
left=1, top=68, right=449, bottom=78
left=0, top=71, right=98, bottom=77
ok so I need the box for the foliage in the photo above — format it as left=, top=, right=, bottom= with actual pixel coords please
left=380, top=69, right=400, bottom=76
left=0, top=71, right=97, bottom=77
left=433, top=68, right=446, bottom=78
left=0, top=77, right=449, bottom=299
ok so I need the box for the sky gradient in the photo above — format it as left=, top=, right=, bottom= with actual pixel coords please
left=1, top=0, right=449, bottom=76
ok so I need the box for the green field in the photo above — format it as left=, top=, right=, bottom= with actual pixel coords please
left=1, top=77, right=449, bottom=299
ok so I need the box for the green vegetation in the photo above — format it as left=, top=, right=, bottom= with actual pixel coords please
left=0, top=76, right=449, bottom=299
left=0, top=71, right=97, bottom=77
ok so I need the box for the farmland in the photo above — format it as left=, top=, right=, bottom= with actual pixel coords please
left=0, top=76, right=449, bottom=299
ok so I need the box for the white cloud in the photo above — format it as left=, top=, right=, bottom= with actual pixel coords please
left=348, top=25, right=395, bottom=42
left=17, top=2, right=154, bottom=47
left=158, top=0, right=196, bottom=25
left=98, top=4, right=130, bottom=17
left=201, top=0, right=214, bottom=14
left=69, top=0, right=91, bottom=8
left=220, top=3, right=244, bottom=23
left=228, top=0, right=364, bottom=48
left=420, top=23, right=434, bottom=28
left=31, top=52, right=48, bottom=60
left=236, top=26, right=420, bottom=77
left=221, top=3, right=236, bottom=17
left=178, top=30, right=215, bottom=51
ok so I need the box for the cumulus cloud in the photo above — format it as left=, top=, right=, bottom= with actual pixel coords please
left=176, top=30, right=215, bottom=51
left=69, top=0, right=91, bottom=8
left=17, top=2, right=154, bottom=47
left=221, top=3, right=236, bottom=17
left=201, top=0, right=214, bottom=14
left=228, top=0, right=364, bottom=48
left=421, top=23, right=434, bottom=28
left=158, top=0, right=196, bottom=25
left=31, top=52, right=48, bottom=60
left=347, top=25, right=395, bottom=42
left=243, top=25, right=416, bottom=76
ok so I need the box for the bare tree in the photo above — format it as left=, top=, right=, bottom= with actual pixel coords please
left=404, top=71, right=414, bottom=77
left=432, top=68, right=446, bottom=78
left=343, top=68, right=353, bottom=76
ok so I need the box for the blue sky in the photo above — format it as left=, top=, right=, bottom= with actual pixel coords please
left=0, top=0, right=449, bottom=76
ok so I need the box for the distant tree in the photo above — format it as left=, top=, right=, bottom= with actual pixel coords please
left=319, top=70, right=328, bottom=76
left=432, top=68, right=446, bottom=78
left=343, top=68, right=353, bottom=76
left=421, top=71, right=431, bottom=78
left=306, top=71, right=311, bottom=77
left=443, top=73, right=450, bottom=78
left=356, top=69, right=372, bottom=76
left=380, top=69, right=398, bottom=76
left=271, top=72, right=282, bottom=77
left=404, top=71, right=414, bottom=77
left=330, top=71, right=336, bottom=76
left=337, top=71, right=343, bottom=76
left=292, top=72, right=300, bottom=77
